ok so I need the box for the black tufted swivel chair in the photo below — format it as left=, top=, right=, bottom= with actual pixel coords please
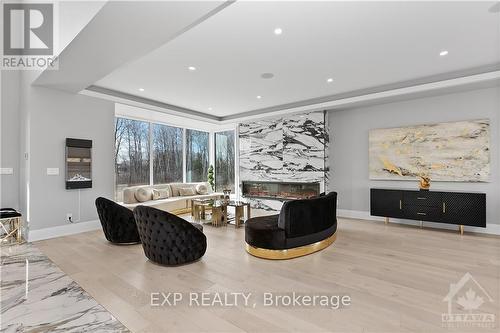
left=133, top=206, right=207, bottom=266
left=95, top=197, right=141, bottom=244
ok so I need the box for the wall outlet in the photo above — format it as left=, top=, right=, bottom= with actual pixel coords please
left=0, top=168, right=13, bottom=175
left=66, top=213, right=73, bottom=222
left=47, top=168, right=60, bottom=176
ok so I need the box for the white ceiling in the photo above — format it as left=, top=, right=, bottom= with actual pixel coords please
left=35, top=1, right=229, bottom=94
left=57, top=1, right=107, bottom=56
left=92, top=1, right=499, bottom=118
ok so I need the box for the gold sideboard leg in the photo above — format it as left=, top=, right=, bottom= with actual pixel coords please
left=385, top=217, right=389, bottom=224
left=459, top=225, right=464, bottom=235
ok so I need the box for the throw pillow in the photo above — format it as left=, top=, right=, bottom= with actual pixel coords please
left=122, top=188, right=137, bottom=204
left=152, top=188, right=170, bottom=200
left=152, top=189, right=161, bottom=200
left=135, top=187, right=153, bottom=202
left=195, top=183, right=208, bottom=195
left=178, top=187, right=196, bottom=196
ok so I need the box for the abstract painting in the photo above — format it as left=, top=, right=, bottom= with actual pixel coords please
left=369, top=119, right=490, bottom=182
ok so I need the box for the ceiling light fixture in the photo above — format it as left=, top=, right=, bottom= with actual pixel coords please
left=327, top=78, right=333, bottom=83
left=274, top=28, right=282, bottom=35
left=261, top=73, right=274, bottom=79
left=188, top=66, right=197, bottom=71
left=439, top=50, right=448, bottom=57
left=138, top=88, right=145, bottom=92
left=208, top=107, right=213, bottom=111
left=256, top=95, right=262, bottom=99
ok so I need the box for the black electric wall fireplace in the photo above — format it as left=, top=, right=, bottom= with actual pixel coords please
left=65, top=138, right=92, bottom=189
left=242, top=181, right=320, bottom=200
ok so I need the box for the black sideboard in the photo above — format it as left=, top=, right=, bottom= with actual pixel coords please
left=370, top=188, right=486, bottom=234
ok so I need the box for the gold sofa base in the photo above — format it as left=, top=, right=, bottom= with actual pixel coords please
left=245, top=232, right=337, bottom=260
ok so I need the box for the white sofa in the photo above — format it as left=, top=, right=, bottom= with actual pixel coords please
left=120, top=182, right=222, bottom=213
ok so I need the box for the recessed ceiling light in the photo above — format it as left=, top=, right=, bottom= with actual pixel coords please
left=138, top=88, right=145, bottom=92
left=274, top=28, right=282, bottom=35
left=327, top=78, right=333, bottom=83
left=188, top=66, right=197, bottom=71
left=439, top=50, right=448, bottom=56
left=261, top=73, right=274, bottom=79
left=208, top=107, right=213, bottom=111
left=256, top=95, right=262, bottom=99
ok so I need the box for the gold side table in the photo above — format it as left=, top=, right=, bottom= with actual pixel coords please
left=226, top=201, right=251, bottom=228
left=192, top=199, right=211, bottom=222
left=1, top=209, right=24, bottom=244
left=211, top=204, right=228, bottom=227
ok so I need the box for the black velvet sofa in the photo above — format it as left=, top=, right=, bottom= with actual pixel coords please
left=95, top=197, right=141, bottom=244
left=133, top=206, right=207, bottom=266
left=245, top=192, right=337, bottom=259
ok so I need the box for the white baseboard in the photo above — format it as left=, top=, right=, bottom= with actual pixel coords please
left=337, top=209, right=500, bottom=236
left=29, top=220, right=101, bottom=242
left=25, top=211, right=500, bottom=241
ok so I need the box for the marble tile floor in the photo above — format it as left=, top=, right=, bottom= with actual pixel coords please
left=0, top=243, right=129, bottom=332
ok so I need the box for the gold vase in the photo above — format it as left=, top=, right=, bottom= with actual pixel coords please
left=419, top=176, right=431, bottom=191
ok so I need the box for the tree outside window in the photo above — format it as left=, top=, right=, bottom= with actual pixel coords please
left=186, top=129, right=209, bottom=182
left=215, top=130, right=235, bottom=192
left=114, top=118, right=150, bottom=201
left=153, top=123, right=183, bottom=184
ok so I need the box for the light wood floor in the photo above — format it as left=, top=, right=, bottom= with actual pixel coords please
left=36, top=218, right=500, bottom=333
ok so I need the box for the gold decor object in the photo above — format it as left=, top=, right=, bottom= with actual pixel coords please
left=223, top=189, right=231, bottom=204
left=0, top=216, right=24, bottom=244
left=419, top=175, right=431, bottom=191
left=245, top=232, right=337, bottom=260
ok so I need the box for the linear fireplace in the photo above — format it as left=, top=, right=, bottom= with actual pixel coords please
left=242, top=181, right=320, bottom=200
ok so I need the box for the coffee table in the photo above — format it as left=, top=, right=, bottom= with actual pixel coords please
left=192, top=199, right=227, bottom=227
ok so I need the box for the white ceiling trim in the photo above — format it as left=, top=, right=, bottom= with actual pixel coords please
left=114, top=104, right=236, bottom=132
left=80, top=87, right=221, bottom=124
left=83, top=69, right=500, bottom=124
left=222, top=70, right=500, bottom=123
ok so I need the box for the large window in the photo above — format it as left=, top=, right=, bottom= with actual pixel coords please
left=186, top=129, right=209, bottom=182
left=153, top=123, right=183, bottom=184
left=114, top=117, right=212, bottom=201
left=215, top=130, right=235, bottom=192
left=114, top=118, right=150, bottom=201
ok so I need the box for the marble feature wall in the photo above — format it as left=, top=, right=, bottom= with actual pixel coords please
left=324, top=111, right=331, bottom=192
left=239, top=111, right=328, bottom=210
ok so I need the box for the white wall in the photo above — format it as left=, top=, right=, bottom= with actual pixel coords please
left=328, top=87, right=500, bottom=225
left=26, top=78, right=115, bottom=231
left=0, top=71, right=21, bottom=209
left=2, top=71, right=116, bottom=239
